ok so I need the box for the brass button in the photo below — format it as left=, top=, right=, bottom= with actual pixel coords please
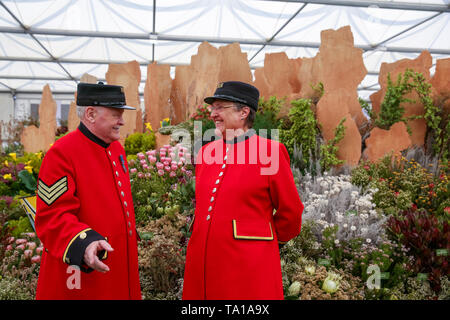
left=79, top=232, right=87, bottom=240
left=224, top=155, right=228, bottom=161
left=206, top=215, right=210, bottom=221
left=215, top=179, right=220, bottom=184
left=121, top=191, right=125, bottom=197
left=108, top=151, right=112, bottom=156
left=208, top=206, right=212, bottom=212
left=65, top=257, right=70, bottom=264
left=127, top=211, right=130, bottom=217
left=124, top=201, right=127, bottom=207
left=219, top=172, right=223, bottom=177
left=212, top=188, right=217, bottom=193
left=113, top=161, right=116, bottom=166
left=116, top=171, right=119, bottom=177
left=129, top=230, right=132, bottom=236
left=118, top=181, right=122, bottom=187
left=128, top=221, right=131, bottom=228
left=222, top=164, right=226, bottom=169
left=210, top=197, right=214, bottom=202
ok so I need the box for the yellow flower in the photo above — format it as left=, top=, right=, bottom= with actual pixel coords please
left=35, top=152, right=42, bottom=160
left=3, top=160, right=9, bottom=167
left=145, top=122, right=153, bottom=132
left=3, top=174, right=12, bottom=180
left=8, top=153, right=16, bottom=161
left=24, top=165, right=33, bottom=174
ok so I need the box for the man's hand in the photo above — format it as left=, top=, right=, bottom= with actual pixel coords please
left=83, top=240, right=114, bottom=273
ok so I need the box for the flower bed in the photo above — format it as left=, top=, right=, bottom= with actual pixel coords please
left=0, top=138, right=448, bottom=300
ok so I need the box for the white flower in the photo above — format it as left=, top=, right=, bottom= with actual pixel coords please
left=343, top=224, right=348, bottom=229
left=350, top=226, right=357, bottom=231
left=361, top=227, right=368, bottom=234
left=366, top=238, right=372, bottom=244
left=334, top=239, right=340, bottom=245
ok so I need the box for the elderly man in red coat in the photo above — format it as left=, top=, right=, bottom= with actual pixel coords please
left=183, top=81, right=304, bottom=300
left=35, top=82, right=141, bottom=300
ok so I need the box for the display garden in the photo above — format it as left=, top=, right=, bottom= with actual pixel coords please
left=0, top=70, right=448, bottom=300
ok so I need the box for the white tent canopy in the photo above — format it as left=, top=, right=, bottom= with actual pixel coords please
left=0, top=0, right=449, bottom=101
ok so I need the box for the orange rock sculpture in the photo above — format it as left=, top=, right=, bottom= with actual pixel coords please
left=370, top=51, right=432, bottom=147
left=430, top=58, right=450, bottom=115
left=315, top=26, right=367, bottom=167
left=363, top=121, right=412, bottom=162
left=21, top=84, right=56, bottom=153
left=106, top=60, right=142, bottom=145
left=170, top=42, right=253, bottom=124
left=144, top=63, right=172, bottom=131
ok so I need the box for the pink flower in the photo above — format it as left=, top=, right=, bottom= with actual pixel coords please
left=7, top=236, right=15, bottom=244
left=156, top=162, right=164, bottom=170
left=178, top=151, right=184, bottom=157
left=149, top=156, right=157, bottom=164
left=163, top=161, right=170, bottom=166
left=36, top=246, right=44, bottom=254
left=142, top=164, right=149, bottom=170
left=27, top=242, right=37, bottom=250
left=130, top=168, right=137, bottom=174
left=6, top=244, right=12, bottom=251
left=145, top=173, right=151, bottom=178
left=137, top=153, right=145, bottom=160
left=16, top=244, right=25, bottom=250
left=186, top=170, right=192, bottom=177
left=179, top=157, right=186, bottom=163
left=31, top=255, right=41, bottom=263
left=163, top=145, right=171, bottom=149
left=140, top=159, right=147, bottom=166
left=171, top=164, right=178, bottom=171
left=170, top=171, right=176, bottom=178
left=169, top=152, right=176, bottom=159
left=181, top=167, right=186, bottom=173
left=149, top=150, right=156, bottom=156
left=24, top=249, right=33, bottom=258
left=178, top=161, right=183, bottom=167
left=23, top=232, right=36, bottom=238
left=15, top=238, right=27, bottom=245
left=164, top=166, right=171, bottom=172
left=157, top=169, right=164, bottom=176
left=137, top=172, right=144, bottom=178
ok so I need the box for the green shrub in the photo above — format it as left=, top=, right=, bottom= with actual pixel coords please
left=124, top=131, right=156, bottom=156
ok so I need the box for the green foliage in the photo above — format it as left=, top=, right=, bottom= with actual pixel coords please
left=373, top=70, right=416, bottom=131
left=124, top=131, right=156, bottom=156
left=253, top=96, right=283, bottom=139
left=279, top=98, right=319, bottom=172
left=319, top=117, right=346, bottom=171
left=7, top=216, right=33, bottom=238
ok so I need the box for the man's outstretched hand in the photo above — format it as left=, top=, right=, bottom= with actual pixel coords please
left=83, top=240, right=114, bottom=273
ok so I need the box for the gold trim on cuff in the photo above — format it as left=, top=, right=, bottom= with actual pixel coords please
left=232, top=220, right=274, bottom=241
left=62, top=228, right=92, bottom=264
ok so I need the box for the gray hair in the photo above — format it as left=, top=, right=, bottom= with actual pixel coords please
left=77, top=106, right=87, bottom=119
left=234, top=103, right=255, bottom=128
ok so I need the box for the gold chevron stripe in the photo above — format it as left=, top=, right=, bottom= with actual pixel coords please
left=38, top=186, right=68, bottom=205
left=38, top=176, right=68, bottom=205
left=38, top=176, right=67, bottom=193
left=38, top=182, right=66, bottom=199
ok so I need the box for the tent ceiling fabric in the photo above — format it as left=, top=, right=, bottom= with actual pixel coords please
left=0, top=0, right=449, bottom=101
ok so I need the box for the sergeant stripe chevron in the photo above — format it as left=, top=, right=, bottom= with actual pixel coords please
left=38, top=176, right=68, bottom=206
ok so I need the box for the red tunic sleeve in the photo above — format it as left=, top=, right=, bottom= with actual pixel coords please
left=35, top=143, right=105, bottom=270
left=268, top=142, right=304, bottom=244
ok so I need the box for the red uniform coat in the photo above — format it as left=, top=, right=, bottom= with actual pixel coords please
left=183, top=131, right=304, bottom=300
left=35, top=123, right=141, bottom=300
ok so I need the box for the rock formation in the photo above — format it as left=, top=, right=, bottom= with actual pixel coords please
left=21, top=84, right=56, bottom=153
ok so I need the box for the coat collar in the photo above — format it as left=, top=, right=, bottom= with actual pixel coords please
left=78, top=122, right=110, bottom=148
left=224, top=128, right=256, bottom=144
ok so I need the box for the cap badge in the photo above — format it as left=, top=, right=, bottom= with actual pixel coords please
left=217, top=82, right=224, bottom=88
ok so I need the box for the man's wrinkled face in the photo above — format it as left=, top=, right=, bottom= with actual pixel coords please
left=89, top=106, right=125, bottom=143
